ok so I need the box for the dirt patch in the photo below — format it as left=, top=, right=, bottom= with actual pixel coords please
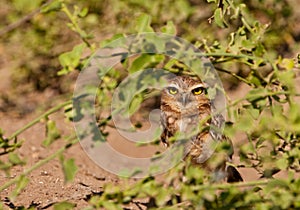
left=0, top=90, right=255, bottom=210
left=0, top=110, right=118, bottom=209
left=1, top=70, right=299, bottom=209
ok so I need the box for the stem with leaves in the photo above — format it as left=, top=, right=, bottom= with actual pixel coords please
left=61, top=3, right=92, bottom=48
left=0, top=137, right=78, bottom=192
left=8, top=100, right=72, bottom=141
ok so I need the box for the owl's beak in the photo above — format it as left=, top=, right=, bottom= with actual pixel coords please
left=181, top=94, right=190, bottom=107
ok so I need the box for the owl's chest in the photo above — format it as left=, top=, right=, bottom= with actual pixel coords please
left=176, top=117, right=197, bottom=133
left=166, top=114, right=200, bottom=134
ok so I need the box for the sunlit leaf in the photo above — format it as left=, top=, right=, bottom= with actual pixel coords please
left=8, top=153, right=25, bottom=165
left=41, top=0, right=62, bottom=13
left=214, top=8, right=227, bottom=28
left=58, top=43, right=86, bottom=75
left=43, top=120, right=61, bottom=147
left=136, top=14, right=154, bottom=33
left=53, top=201, right=76, bottom=210
left=129, top=94, right=143, bottom=115
left=10, top=175, right=29, bottom=199
left=13, top=0, right=42, bottom=12
left=161, top=21, right=176, bottom=35
left=60, top=156, right=78, bottom=183
left=78, top=7, right=88, bottom=18
left=128, top=54, right=164, bottom=74
left=276, top=157, right=288, bottom=170
left=246, top=88, right=268, bottom=102
left=279, top=58, right=295, bottom=70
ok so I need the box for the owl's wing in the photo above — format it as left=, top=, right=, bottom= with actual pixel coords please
left=160, top=110, right=170, bottom=147
left=160, top=127, right=170, bottom=147
left=209, top=113, right=244, bottom=182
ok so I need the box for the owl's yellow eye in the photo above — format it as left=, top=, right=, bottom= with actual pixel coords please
left=168, top=87, right=178, bottom=95
left=192, top=87, right=204, bottom=95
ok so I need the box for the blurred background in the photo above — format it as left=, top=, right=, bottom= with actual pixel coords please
left=1, top=0, right=299, bottom=117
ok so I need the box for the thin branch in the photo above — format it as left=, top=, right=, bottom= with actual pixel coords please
left=0, top=137, right=78, bottom=192
left=8, top=100, right=72, bottom=140
left=196, top=178, right=269, bottom=190
left=0, top=0, right=53, bottom=37
left=214, top=66, right=253, bottom=86
left=193, top=52, right=266, bottom=63
left=61, top=3, right=92, bottom=48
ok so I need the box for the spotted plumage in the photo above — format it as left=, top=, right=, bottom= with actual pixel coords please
left=160, top=75, right=243, bottom=182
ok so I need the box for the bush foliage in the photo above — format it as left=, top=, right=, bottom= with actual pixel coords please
left=1, top=0, right=300, bottom=209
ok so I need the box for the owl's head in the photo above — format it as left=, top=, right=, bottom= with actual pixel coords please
left=161, top=76, right=210, bottom=114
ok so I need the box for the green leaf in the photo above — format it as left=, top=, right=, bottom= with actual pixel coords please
left=41, top=0, right=62, bottom=13
left=58, top=43, right=86, bottom=75
left=214, top=8, right=227, bottom=28
left=276, top=69, right=295, bottom=91
left=279, top=58, right=294, bottom=70
left=13, top=0, right=43, bottom=12
left=276, top=157, right=288, bottom=170
left=161, top=21, right=176, bottom=35
left=244, top=105, right=260, bottom=119
left=118, top=167, right=143, bottom=178
left=246, top=88, right=268, bottom=102
left=288, top=103, right=300, bottom=124
left=53, top=201, right=76, bottom=210
left=265, top=179, right=289, bottom=192
left=64, top=104, right=74, bottom=121
left=11, top=175, right=29, bottom=199
left=78, top=7, right=88, bottom=18
left=241, top=40, right=256, bottom=50
left=60, top=156, right=78, bottom=183
left=0, top=160, right=12, bottom=175
left=100, top=34, right=125, bottom=47
left=247, top=71, right=263, bottom=87
left=129, top=94, right=143, bottom=115
left=43, top=120, right=61, bottom=147
left=129, top=54, right=164, bottom=74
left=101, top=200, right=123, bottom=210
left=135, top=14, right=154, bottom=33
left=156, top=187, right=171, bottom=206
left=8, top=153, right=25, bottom=165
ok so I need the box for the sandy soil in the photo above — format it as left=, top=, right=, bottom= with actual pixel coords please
left=0, top=67, right=299, bottom=209
left=0, top=88, right=251, bottom=209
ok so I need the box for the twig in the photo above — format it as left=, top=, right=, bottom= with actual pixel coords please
left=214, top=66, right=253, bottom=85
left=61, top=3, right=92, bottom=48
left=197, top=178, right=269, bottom=190
left=193, top=52, right=266, bottom=63
left=0, top=0, right=53, bottom=37
left=8, top=100, right=72, bottom=140
left=0, top=137, right=78, bottom=192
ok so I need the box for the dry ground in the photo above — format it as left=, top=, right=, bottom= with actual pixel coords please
left=0, top=66, right=299, bottom=209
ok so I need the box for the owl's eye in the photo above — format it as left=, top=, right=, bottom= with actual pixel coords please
left=167, top=87, right=178, bottom=95
left=192, top=87, right=204, bottom=95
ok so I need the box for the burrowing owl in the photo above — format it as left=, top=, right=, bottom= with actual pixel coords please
left=160, top=75, right=243, bottom=182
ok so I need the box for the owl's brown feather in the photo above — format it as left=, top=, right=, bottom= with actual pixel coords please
left=160, top=75, right=242, bottom=182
